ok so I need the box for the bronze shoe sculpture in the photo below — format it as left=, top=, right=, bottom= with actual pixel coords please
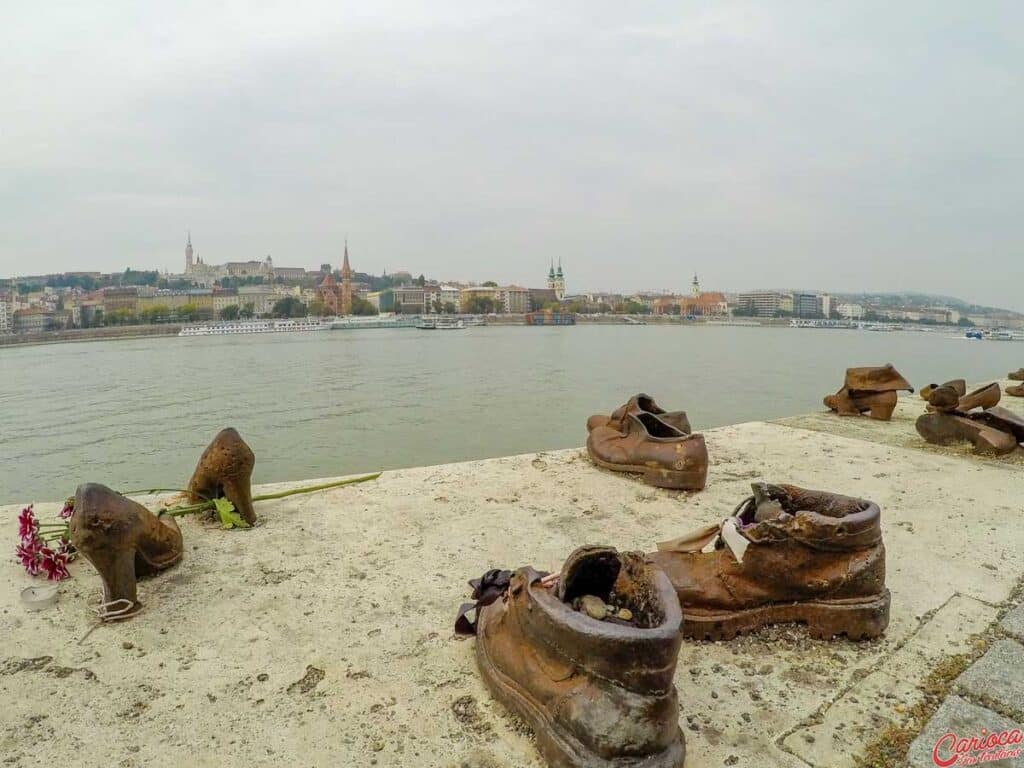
left=823, top=364, right=912, bottom=421
left=649, top=483, right=890, bottom=641
left=188, top=428, right=257, bottom=525
left=920, top=379, right=966, bottom=401
left=1008, top=383, right=1024, bottom=397
left=69, top=483, right=183, bottom=621
left=457, top=545, right=686, bottom=768
left=927, top=382, right=1000, bottom=413
left=1008, top=369, right=1024, bottom=381
left=974, top=406, right=1024, bottom=444
left=587, top=412, right=708, bottom=490
left=586, top=393, right=691, bottom=435
left=915, top=412, right=1017, bottom=455
left=823, top=388, right=898, bottom=420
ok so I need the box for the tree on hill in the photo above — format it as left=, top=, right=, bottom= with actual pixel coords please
left=271, top=296, right=307, bottom=318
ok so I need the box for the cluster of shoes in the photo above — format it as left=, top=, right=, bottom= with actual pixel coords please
left=1008, top=368, right=1024, bottom=397
left=823, top=364, right=913, bottom=420
left=915, top=380, right=1024, bottom=456
left=457, top=482, right=890, bottom=768
left=585, top=394, right=708, bottom=490
left=68, top=428, right=255, bottom=621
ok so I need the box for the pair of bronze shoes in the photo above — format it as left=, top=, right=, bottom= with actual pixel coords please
left=915, top=381, right=1022, bottom=456
left=586, top=394, right=708, bottom=490
left=823, top=364, right=913, bottom=420
left=1007, top=369, right=1024, bottom=397
left=69, top=428, right=256, bottom=621
left=459, top=483, right=889, bottom=768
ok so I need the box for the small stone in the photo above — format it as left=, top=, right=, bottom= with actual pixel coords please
left=122, top=641, right=134, bottom=650
left=616, top=608, right=633, bottom=622
left=257, top=673, right=269, bottom=682
left=580, top=595, right=608, bottom=620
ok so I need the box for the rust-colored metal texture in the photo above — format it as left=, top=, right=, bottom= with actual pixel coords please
left=587, top=412, right=707, bottom=490
left=1007, top=383, right=1024, bottom=397
left=926, top=382, right=1001, bottom=413
left=823, top=364, right=913, bottom=421
left=69, top=483, right=183, bottom=620
left=649, top=484, right=890, bottom=641
left=472, top=546, right=686, bottom=768
left=920, top=379, right=966, bottom=401
left=1008, top=369, right=1024, bottom=381
left=586, top=393, right=691, bottom=435
left=188, top=427, right=256, bottom=525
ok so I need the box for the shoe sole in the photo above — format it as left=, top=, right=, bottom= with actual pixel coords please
left=587, top=453, right=706, bottom=491
left=475, top=627, right=686, bottom=768
left=682, top=590, right=890, bottom=641
left=915, top=413, right=1018, bottom=455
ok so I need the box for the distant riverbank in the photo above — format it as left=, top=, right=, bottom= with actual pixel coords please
left=0, top=324, right=181, bottom=347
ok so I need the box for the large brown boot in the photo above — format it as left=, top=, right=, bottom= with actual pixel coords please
left=974, top=406, right=1024, bottom=443
left=586, top=393, right=691, bottom=435
left=1007, top=383, right=1024, bottom=397
left=188, top=428, right=257, bottom=525
left=926, top=382, right=1000, bottom=413
left=649, top=483, right=890, bottom=641
left=69, top=483, right=183, bottom=621
left=458, top=546, right=686, bottom=768
left=823, top=388, right=898, bottom=420
left=587, top=412, right=708, bottom=490
left=915, top=412, right=1018, bottom=456
left=1008, top=369, right=1024, bottom=381
left=844, top=364, right=913, bottom=392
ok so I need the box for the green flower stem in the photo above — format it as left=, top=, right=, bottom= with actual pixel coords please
left=121, top=488, right=192, bottom=496
left=251, top=473, right=381, bottom=501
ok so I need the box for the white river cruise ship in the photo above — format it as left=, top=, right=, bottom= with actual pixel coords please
left=178, top=319, right=332, bottom=336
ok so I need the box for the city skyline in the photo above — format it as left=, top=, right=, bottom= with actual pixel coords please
left=3, top=3, right=1022, bottom=310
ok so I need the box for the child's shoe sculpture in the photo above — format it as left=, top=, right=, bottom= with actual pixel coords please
left=459, top=545, right=686, bottom=768
left=650, top=483, right=890, bottom=640
left=69, top=483, right=183, bottom=621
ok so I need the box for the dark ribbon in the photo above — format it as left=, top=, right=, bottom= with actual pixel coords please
left=454, top=568, right=513, bottom=636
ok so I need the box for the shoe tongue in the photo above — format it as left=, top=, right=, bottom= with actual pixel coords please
left=557, top=545, right=621, bottom=604
left=748, top=482, right=788, bottom=523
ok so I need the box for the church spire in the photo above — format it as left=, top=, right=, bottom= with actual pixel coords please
left=341, top=239, right=352, bottom=278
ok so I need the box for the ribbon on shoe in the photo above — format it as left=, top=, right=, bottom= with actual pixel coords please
left=454, top=568, right=513, bottom=636
left=656, top=517, right=751, bottom=564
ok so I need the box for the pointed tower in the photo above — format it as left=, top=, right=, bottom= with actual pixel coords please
left=551, top=258, right=566, bottom=300
left=185, top=232, right=194, bottom=272
left=692, top=273, right=700, bottom=298
left=340, top=239, right=354, bottom=315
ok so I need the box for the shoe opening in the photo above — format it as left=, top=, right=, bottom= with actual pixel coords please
left=557, top=545, right=664, bottom=628
left=635, top=412, right=681, bottom=439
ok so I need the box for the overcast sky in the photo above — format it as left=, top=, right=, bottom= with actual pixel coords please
left=2, top=2, right=1021, bottom=309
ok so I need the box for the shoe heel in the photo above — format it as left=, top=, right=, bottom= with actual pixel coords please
left=868, top=403, right=896, bottom=420
left=642, top=467, right=707, bottom=491
left=804, top=590, right=890, bottom=640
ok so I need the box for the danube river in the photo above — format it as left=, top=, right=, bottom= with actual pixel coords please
left=0, top=324, right=1018, bottom=503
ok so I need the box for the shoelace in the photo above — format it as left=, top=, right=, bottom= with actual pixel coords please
left=95, top=598, right=138, bottom=622
left=656, top=496, right=753, bottom=563
left=454, top=568, right=513, bottom=636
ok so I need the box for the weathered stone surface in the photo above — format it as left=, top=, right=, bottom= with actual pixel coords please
left=956, top=639, right=1024, bottom=719
left=1000, top=603, right=1024, bottom=641
left=908, top=695, right=1024, bottom=768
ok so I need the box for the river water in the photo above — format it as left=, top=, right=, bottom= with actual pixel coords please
left=0, top=325, right=1018, bottom=504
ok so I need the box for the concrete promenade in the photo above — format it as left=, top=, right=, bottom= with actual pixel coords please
left=2, top=381, right=1022, bottom=767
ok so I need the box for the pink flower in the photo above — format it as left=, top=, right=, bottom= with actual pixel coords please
left=16, top=538, right=43, bottom=576
left=40, top=546, right=71, bottom=581
left=59, top=499, right=74, bottom=520
left=18, top=505, right=38, bottom=542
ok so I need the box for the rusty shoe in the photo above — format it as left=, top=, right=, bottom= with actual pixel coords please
left=188, top=427, right=257, bottom=525
left=1008, top=369, right=1024, bottom=381
left=587, top=393, right=691, bottom=435
left=823, top=388, right=898, bottom=420
left=587, top=412, right=708, bottom=490
left=69, top=483, right=184, bottom=621
left=1007, top=383, right=1024, bottom=397
left=920, top=379, right=966, bottom=401
left=649, top=483, right=890, bottom=641
left=457, top=545, right=686, bottom=768
left=843, top=364, right=913, bottom=393
left=926, top=382, right=1001, bottom=413
left=916, top=412, right=1018, bottom=455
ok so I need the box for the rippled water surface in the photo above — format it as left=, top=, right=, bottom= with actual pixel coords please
left=1, top=325, right=1017, bottom=503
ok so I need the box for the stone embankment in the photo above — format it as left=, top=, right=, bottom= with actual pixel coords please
left=1, top=382, right=1022, bottom=767
left=0, top=324, right=180, bottom=347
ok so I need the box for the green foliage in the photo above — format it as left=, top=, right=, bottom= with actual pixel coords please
left=481, top=280, right=498, bottom=287
left=307, top=299, right=328, bottom=317
left=351, top=296, right=378, bottom=316
left=213, top=498, right=249, bottom=529
left=239, top=302, right=255, bottom=319
left=121, top=268, right=159, bottom=286
left=220, top=304, right=240, bottom=320
left=139, top=304, right=171, bottom=324
left=464, top=295, right=498, bottom=314
left=271, top=296, right=307, bottom=318
left=621, top=299, right=651, bottom=315
left=442, top=301, right=457, bottom=314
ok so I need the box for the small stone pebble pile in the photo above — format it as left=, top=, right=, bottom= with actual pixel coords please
left=573, top=594, right=634, bottom=624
